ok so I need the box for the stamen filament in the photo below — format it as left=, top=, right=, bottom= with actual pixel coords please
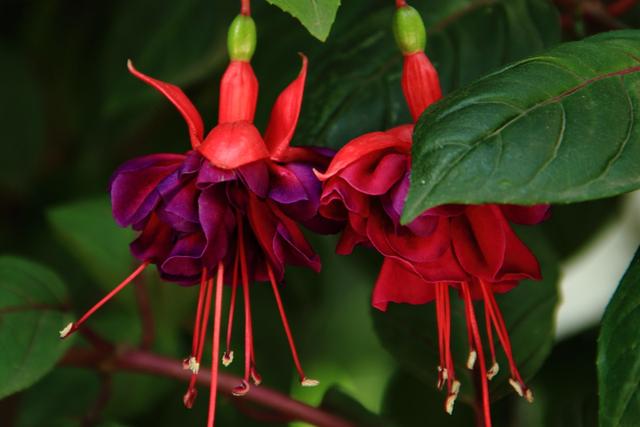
left=266, top=263, right=318, bottom=387
left=224, top=245, right=241, bottom=367
left=483, top=300, right=499, bottom=380
left=59, top=262, right=150, bottom=338
left=237, top=214, right=254, bottom=395
left=461, top=282, right=492, bottom=427
left=479, top=280, right=528, bottom=394
left=188, top=268, right=208, bottom=366
left=207, top=262, right=225, bottom=427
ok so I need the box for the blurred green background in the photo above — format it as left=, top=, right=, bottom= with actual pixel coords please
left=1, top=0, right=639, bottom=426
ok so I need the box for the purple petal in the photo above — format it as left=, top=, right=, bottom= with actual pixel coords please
left=110, top=153, right=185, bottom=226
left=238, top=160, right=269, bottom=197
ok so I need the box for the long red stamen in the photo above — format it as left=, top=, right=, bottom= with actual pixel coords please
left=187, top=268, right=208, bottom=367
left=207, top=262, right=225, bottom=427
left=241, top=0, right=251, bottom=15
left=266, top=263, right=318, bottom=387
left=483, top=302, right=499, bottom=380
left=435, top=284, right=446, bottom=389
left=479, top=280, right=532, bottom=401
left=232, top=214, right=253, bottom=396
left=184, top=276, right=214, bottom=408
left=223, top=245, right=241, bottom=367
left=461, top=285, right=477, bottom=370
left=461, top=282, right=492, bottom=427
left=59, top=262, right=150, bottom=339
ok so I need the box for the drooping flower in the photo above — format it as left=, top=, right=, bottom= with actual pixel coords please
left=317, top=3, right=550, bottom=425
left=59, top=8, right=329, bottom=427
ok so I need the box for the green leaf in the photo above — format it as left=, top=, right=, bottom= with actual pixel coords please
left=0, top=256, right=73, bottom=399
left=320, top=386, right=392, bottom=427
left=265, top=0, right=340, bottom=42
left=296, top=0, right=560, bottom=149
left=404, top=30, right=640, bottom=223
left=372, top=228, right=559, bottom=404
left=47, top=197, right=135, bottom=291
left=598, top=247, right=640, bottom=427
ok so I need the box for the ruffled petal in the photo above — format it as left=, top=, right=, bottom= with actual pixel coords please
left=110, top=153, right=185, bottom=226
left=199, top=187, right=235, bottom=267
left=218, top=60, right=259, bottom=124
left=338, top=151, right=407, bottom=196
left=128, top=61, right=204, bottom=148
left=372, top=258, right=436, bottom=311
left=501, top=204, right=551, bottom=225
left=130, top=213, right=174, bottom=263
left=315, top=131, right=410, bottom=181
left=264, top=55, right=307, bottom=160
left=401, top=52, right=442, bottom=121
left=156, top=178, right=200, bottom=232
left=160, top=232, right=206, bottom=283
left=198, top=121, right=269, bottom=170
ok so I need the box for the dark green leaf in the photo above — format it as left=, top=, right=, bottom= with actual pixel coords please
left=0, top=256, right=73, bottom=399
left=372, top=228, right=559, bottom=404
left=320, top=386, right=392, bottom=427
left=296, top=0, right=560, bottom=149
left=264, top=0, right=340, bottom=42
left=598, top=247, right=640, bottom=427
left=405, top=30, right=640, bottom=223
left=47, top=197, right=135, bottom=291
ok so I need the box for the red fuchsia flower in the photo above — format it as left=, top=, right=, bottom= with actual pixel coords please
left=317, top=3, right=550, bottom=425
left=59, top=7, right=331, bottom=427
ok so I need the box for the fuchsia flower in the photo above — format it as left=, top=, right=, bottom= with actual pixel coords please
left=60, top=10, right=329, bottom=427
left=317, top=3, right=550, bottom=425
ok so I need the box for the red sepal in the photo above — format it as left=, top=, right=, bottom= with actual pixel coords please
left=402, top=52, right=442, bottom=122
left=264, top=55, right=308, bottom=160
left=197, top=122, right=269, bottom=170
left=218, top=60, right=259, bottom=124
left=372, top=258, right=436, bottom=311
left=128, top=60, right=204, bottom=148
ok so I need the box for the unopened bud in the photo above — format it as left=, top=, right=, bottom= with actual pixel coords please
left=392, top=5, right=426, bottom=55
left=228, top=15, right=257, bottom=61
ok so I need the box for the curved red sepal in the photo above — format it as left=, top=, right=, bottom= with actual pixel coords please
left=315, top=127, right=412, bottom=181
left=197, top=122, right=269, bottom=170
left=218, top=60, right=259, bottom=124
left=402, top=52, right=442, bottom=122
left=264, top=55, right=308, bottom=160
left=127, top=60, right=204, bottom=148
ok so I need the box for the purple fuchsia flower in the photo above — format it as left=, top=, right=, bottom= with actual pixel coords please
left=317, top=3, right=550, bottom=425
left=59, top=10, right=333, bottom=427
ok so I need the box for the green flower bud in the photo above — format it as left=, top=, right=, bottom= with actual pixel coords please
left=228, top=15, right=257, bottom=61
left=392, top=6, right=426, bottom=54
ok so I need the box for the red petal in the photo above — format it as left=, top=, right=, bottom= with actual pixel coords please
left=372, top=258, right=436, bottom=311
left=315, top=131, right=410, bottom=181
left=264, top=55, right=308, bottom=160
left=197, top=122, right=269, bottom=169
left=501, top=204, right=551, bottom=225
left=127, top=60, right=204, bottom=148
left=402, top=52, right=442, bottom=122
left=218, top=60, right=259, bottom=124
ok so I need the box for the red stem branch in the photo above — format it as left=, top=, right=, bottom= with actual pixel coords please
left=62, top=348, right=354, bottom=427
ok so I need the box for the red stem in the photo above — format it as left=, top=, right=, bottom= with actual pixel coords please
left=112, top=350, right=354, bottom=427
left=241, top=0, right=251, bottom=15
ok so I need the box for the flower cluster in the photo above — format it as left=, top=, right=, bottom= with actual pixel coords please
left=317, top=3, right=549, bottom=425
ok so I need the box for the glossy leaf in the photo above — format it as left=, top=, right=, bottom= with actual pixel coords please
left=372, top=228, right=559, bottom=403
left=296, top=0, right=560, bottom=149
left=405, top=30, right=640, bottom=222
left=0, top=256, right=73, bottom=399
left=265, top=0, right=340, bottom=42
left=598, top=247, right=640, bottom=427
